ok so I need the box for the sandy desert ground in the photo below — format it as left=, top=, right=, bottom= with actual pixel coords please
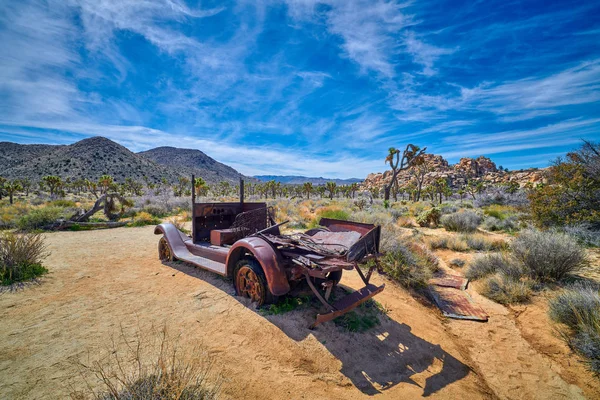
left=1, top=226, right=599, bottom=399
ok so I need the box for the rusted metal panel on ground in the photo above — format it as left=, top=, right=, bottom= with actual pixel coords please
left=429, top=286, right=488, bottom=322
left=429, top=274, right=469, bottom=290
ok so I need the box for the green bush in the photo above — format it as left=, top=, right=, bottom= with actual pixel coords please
left=416, top=207, right=441, bottom=227
left=441, top=211, right=482, bottom=232
left=17, top=206, right=63, bottom=231
left=317, top=208, right=350, bottom=221
left=131, top=211, right=161, bottom=227
left=0, top=232, right=49, bottom=285
left=50, top=199, right=76, bottom=208
left=334, top=299, right=386, bottom=332
left=512, top=229, right=587, bottom=282
left=462, top=234, right=507, bottom=251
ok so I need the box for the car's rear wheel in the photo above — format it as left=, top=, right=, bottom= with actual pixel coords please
left=158, top=237, right=173, bottom=261
left=234, top=258, right=273, bottom=306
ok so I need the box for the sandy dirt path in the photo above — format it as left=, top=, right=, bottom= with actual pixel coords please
left=0, top=226, right=595, bottom=399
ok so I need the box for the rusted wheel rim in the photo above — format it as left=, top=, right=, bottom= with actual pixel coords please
left=236, top=266, right=264, bottom=304
left=158, top=237, right=172, bottom=261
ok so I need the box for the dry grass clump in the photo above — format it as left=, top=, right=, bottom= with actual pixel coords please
left=71, top=325, right=221, bottom=400
left=0, top=231, right=49, bottom=286
left=440, top=211, right=482, bottom=233
left=396, top=216, right=415, bottom=228
left=462, top=234, right=507, bottom=251
left=130, top=211, right=161, bottom=227
left=378, top=237, right=439, bottom=289
left=480, top=273, right=533, bottom=304
left=465, top=253, right=523, bottom=281
left=427, top=235, right=469, bottom=252
left=449, top=258, right=466, bottom=268
left=511, top=229, right=588, bottom=282
left=548, top=284, right=600, bottom=375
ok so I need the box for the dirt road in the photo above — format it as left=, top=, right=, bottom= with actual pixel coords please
left=0, top=226, right=596, bottom=399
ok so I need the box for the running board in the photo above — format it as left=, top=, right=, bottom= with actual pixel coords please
left=310, top=283, right=385, bottom=329
left=176, top=253, right=226, bottom=276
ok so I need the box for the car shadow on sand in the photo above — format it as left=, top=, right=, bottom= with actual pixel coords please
left=167, top=261, right=471, bottom=397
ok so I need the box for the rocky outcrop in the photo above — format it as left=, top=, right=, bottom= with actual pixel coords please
left=362, top=154, right=547, bottom=192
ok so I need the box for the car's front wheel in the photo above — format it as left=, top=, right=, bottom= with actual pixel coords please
left=233, top=258, right=273, bottom=306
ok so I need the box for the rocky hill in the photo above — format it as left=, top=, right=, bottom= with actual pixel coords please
left=362, top=154, right=547, bottom=191
left=254, top=175, right=362, bottom=185
left=138, top=147, right=252, bottom=184
left=0, top=137, right=249, bottom=184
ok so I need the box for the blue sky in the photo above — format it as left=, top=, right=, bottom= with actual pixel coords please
left=0, top=0, right=599, bottom=178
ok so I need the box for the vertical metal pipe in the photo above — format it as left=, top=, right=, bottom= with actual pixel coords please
left=191, top=174, right=195, bottom=242
left=239, top=178, right=244, bottom=206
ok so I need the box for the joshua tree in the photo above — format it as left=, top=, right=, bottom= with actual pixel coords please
left=98, top=175, right=114, bottom=195
left=384, top=144, right=426, bottom=202
left=465, top=179, right=484, bottom=200
left=303, top=182, right=313, bottom=199
left=432, top=178, right=450, bottom=204
left=19, top=178, right=32, bottom=196
left=194, top=177, right=208, bottom=197
left=174, top=176, right=190, bottom=197
left=349, top=183, right=359, bottom=198
left=42, top=175, right=62, bottom=197
left=316, top=186, right=326, bottom=198
left=326, top=182, right=337, bottom=200
left=5, top=180, right=22, bottom=204
left=0, top=176, right=6, bottom=200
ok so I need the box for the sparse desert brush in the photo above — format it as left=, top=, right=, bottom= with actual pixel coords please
left=131, top=211, right=161, bottom=227
left=482, top=215, right=520, bottom=232
left=462, top=234, right=507, bottom=251
left=465, top=252, right=523, bottom=281
left=50, top=199, right=77, bottom=208
left=441, top=211, right=482, bottom=233
left=397, top=215, right=414, bottom=228
left=0, top=202, right=33, bottom=229
left=561, top=224, right=600, bottom=248
left=427, top=236, right=469, bottom=252
left=512, top=229, right=588, bottom=282
left=379, top=240, right=436, bottom=289
left=549, top=284, right=600, bottom=375
left=166, top=217, right=190, bottom=235
left=17, top=206, right=63, bottom=231
left=309, top=206, right=350, bottom=227
left=0, top=231, right=49, bottom=286
left=480, top=273, right=532, bottom=304
left=449, top=258, right=466, bottom=268
left=71, top=325, right=221, bottom=399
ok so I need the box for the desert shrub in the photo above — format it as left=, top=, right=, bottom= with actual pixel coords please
left=480, top=273, right=532, bottom=304
left=512, top=229, right=587, bottom=281
left=379, top=239, right=438, bottom=288
left=474, top=187, right=529, bottom=208
left=440, top=204, right=459, bottom=215
left=17, top=206, right=63, bottom=231
left=466, top=253, right=523, bottom=281
left=309, top=207, right=350, bottom=228
left=427, top=236, right=469, bottom=252
left=416, top=207, right=441, bottom=227
left=549, top=284, right=600, bottom=330
left=0, top=202, right=32, bottom=229
left=0, top=232, right=49, bottom=285
left=462, top=234, right=507, bottom=251
left=397, top=216, right=414, bottom=228
left=482, top=215, right=520, bottom=232
left=131, top=211, right=161, bottom=227
left=561, top=224, right=600, bottom=247
left=449, top=258, right=466, bottom=268
left=72, top=326, right=221, bottom=399
left=390, top=206, right=408, bottom=220
left=141, top=204, right=169, bottom=218
left=50, top=199, right=76, bottom=208
left=549, top=284, right=600, bottom=374
left=441, top=211, right=482, bottom=233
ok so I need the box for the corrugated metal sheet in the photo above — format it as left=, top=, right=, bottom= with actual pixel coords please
left=429, top=285, right=488, bottom=322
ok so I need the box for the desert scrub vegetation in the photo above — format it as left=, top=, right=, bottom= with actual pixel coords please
left=71, top=325, right=221, bottom=400
left=378, top=238, right=439, bottom=289
left=548, top=284, right=600, bottom=375
left=427, top=233, right=505, bottom=252
left=416, top=206, right=441, bottom=227
left=511, top=229, right=588, bottom=282
left=0, top=231, right=49, bottom=286
left=130, top=211, right=161, bottom=227
left=466, top=229, right=589, bottom=304
left=440, top=210, right=482, bottom=232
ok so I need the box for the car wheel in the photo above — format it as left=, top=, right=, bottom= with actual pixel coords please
left=234, top=258, right=273, bottom=306
left=158, top=237, right=173, bottom=261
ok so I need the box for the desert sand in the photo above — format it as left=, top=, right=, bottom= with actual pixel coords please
left=1, top=226, right=598, bottom=399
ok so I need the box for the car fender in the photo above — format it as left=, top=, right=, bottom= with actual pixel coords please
left=226, top=236, right=290, bottom=296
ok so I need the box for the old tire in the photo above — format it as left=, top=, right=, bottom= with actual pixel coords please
left=326, top=270, right=343, bottom=286
left=158, top=237, right=173, bottom=261
left=234, top=258, right=274, bottom=306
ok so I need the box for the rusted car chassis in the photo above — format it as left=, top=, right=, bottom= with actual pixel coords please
left=155, top=177, right=384, bottom=328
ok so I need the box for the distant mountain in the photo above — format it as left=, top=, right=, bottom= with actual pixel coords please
left=138, top=147, right=253, bottom=184
left=254, top=175, right=362, bottom=185
left=0, top=137, right=179, bottom=183
left=0, top=137, right=251, bottom=184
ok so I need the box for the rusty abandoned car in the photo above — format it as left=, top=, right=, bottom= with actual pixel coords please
left=155, top=178, right=384, bottom=328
